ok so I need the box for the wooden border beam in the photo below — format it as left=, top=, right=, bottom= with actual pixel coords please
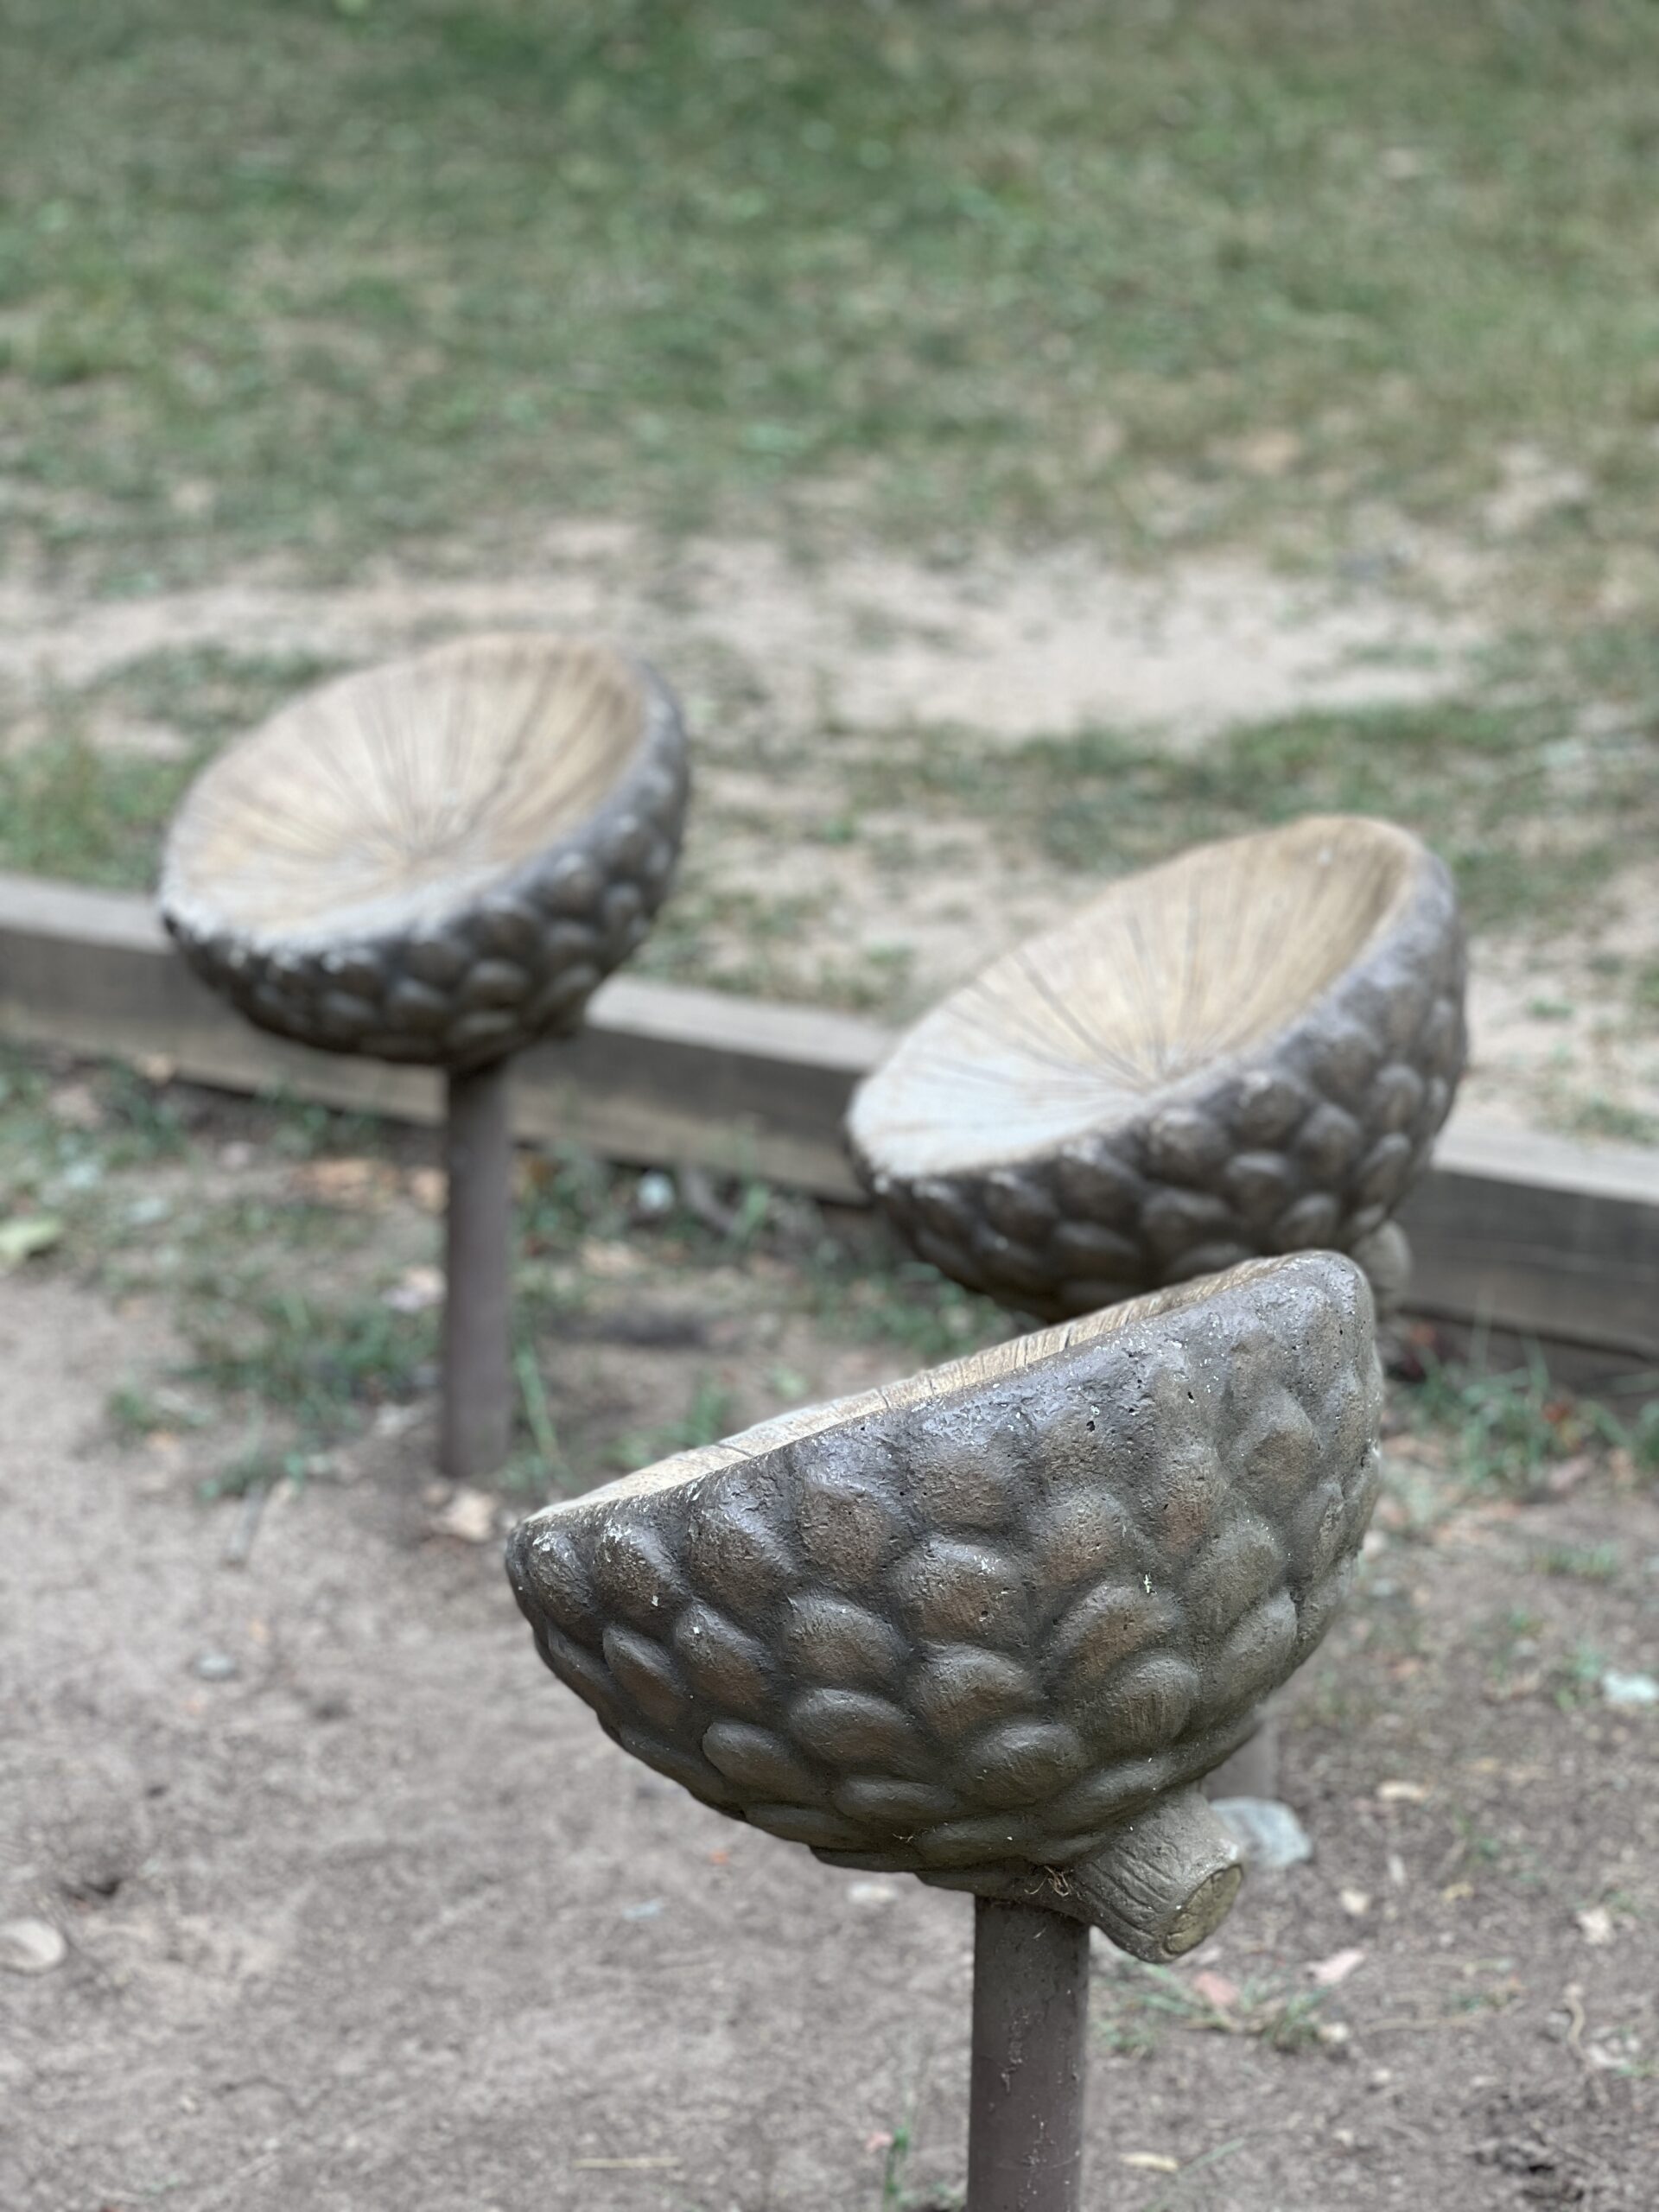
left=0, top=870, right=881, bottom=1201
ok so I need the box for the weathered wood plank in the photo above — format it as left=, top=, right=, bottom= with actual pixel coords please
left=1399, top=1123, right=1659, bottom=1362
left=0, top=869, right=874, bottom=1199
left=1, top=869, right=1656, bottom=1357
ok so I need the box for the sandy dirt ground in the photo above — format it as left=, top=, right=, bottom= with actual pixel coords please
left=3, top=1255, right=1656, bottom=2212
left=0, top=530, right=1479, bottom=741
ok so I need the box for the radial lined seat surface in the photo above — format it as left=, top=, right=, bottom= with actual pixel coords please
left=507, top=1253, right=1382, bottom=1876
left=849, top=816, right=1464, bottom=1317
left=161, top=634, right=688, bottom=1069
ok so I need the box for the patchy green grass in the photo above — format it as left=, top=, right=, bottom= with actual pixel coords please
left=0, top=735, right=204, bottom=890
left=2, top=2, right=1658, bottom=1108
left=607, top=1370, right=734, bottom=1473
left=88, top=645, right=343, bottom=745
left=633, top=880, right=846, bottom=1004
left=1092, top=1955, right=1333, bottom=2061
left=0, top=1043, right=1011, bottom=1481
left=1552, top=1637, right=1614, bottom=1713
left=1567, top=1096, right=1659, bottom=1147
left=802, top=1246, right=1003, bottom=1370
left=8, top=2, right=1659, bottom=582
left=4, top=1045, right=1652, bottom=1510
left=0, top=1044, right=191, bottom=1203
left=877, top=2111, right=962, bottom=2212
left=0, top=647, right=344, bottom=889
left=1531, top=1541, right=1623, bottom=1584
left=6, top=634, right=1656, bottom=1034
left=830, top=684, right=1657, bottom=944
left=181, top=1285, right=435, bottom=1440
left=1408, top=1350, right=1655, bottom=1500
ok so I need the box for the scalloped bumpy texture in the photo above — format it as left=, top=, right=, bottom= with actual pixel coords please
left=506, top=1254, right=1382, bottom=1875
left=847, top=817, right=1465, bottom=1319
left=160, top=636, right=689, bottom=1071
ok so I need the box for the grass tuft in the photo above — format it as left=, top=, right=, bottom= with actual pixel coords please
left=1409, top=1351, right=1639, bottom=1498
left=1092, top=1956, right=1332, bottom=2060
left=182, top=1287, right=434, bottom=1440
left=9, top=3, right=1659, bottom=578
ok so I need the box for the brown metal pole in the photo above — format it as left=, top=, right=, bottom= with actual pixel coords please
left=441, top=1057, right=513, bottom=1483
left=968, top=1897, right=1090, bottom=2212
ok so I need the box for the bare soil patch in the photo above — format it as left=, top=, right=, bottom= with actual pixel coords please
left=0, top=527, right=1474, bottom=740
left=3, top=1157, right=1656, bottom=2210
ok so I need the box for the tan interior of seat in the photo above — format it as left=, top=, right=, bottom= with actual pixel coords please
left=164, top=636, right=647, bottom=946
left=849, top=817, right=1421, bottom=1179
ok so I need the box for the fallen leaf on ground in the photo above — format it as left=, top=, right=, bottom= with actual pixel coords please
left=406, top=1167, right=446, bottom=1214
left=50, top=1083, right=102, bottom=1129
left=427, top=1487, right=496, bottom=1544
left=1575, top=1907, right=1614, bottom=1948
left=1308, top=1947, right=1366, bottom=1987
left=0, top=1216, right=63, bottom=1268
left=1544, top=1454, right=1594, bottom=1497
left=581, top=1238, right=644, bottom=1277
left=1191, top=1970, right=1239, bottom=2010
left=1121, top=2152, right=1180, bottom=2173
left=293, top=1158, right=399, bottom=1210
left=384, top=1264, right=443, bottom=1313
left=1377, top=1779, right=1431, bottom=1804
left=1224, top=426, right=1303, bottom=478
left=1486, top=1669, right=1543, bottom=1703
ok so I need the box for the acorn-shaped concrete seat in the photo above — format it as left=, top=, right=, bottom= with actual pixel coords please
left=847, top=816, right=1465, bottom=1322
left=159, top=634, right=689, bottom=1483
left=507, top=1251, right=1382, bottom=1961
left=159, top=634, right=687, bottom=1069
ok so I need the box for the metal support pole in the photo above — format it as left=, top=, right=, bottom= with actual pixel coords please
left=968, top=1897, right=1090, bottom=2212
left=440, top=1057, right=513, bottom=1483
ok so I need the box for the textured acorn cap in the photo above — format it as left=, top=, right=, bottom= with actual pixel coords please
left=848, top=815, right=1465, bottom=1318
left=160, top=633, right=688, bottom=1070
left=507, top=1252, right=1382, bottom=1876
